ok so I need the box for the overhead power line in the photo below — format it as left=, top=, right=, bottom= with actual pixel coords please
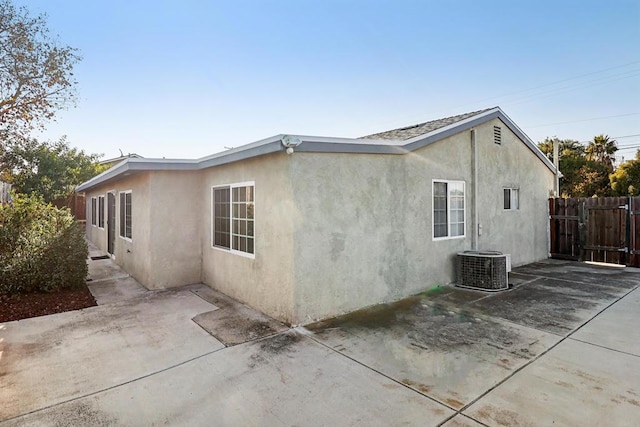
left=527, top=112, right=640, bottom=128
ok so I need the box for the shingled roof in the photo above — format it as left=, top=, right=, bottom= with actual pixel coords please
left=359, top=107, right=497, bottom=141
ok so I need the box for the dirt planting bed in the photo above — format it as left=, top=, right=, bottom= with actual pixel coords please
left=0, top=285, right=96, bottom=322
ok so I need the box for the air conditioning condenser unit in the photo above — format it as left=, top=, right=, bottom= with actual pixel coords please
left=457, top=251, right=511, bottom=291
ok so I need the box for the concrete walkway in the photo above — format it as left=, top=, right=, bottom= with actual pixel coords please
left=1, top=257, right=639, bottom=426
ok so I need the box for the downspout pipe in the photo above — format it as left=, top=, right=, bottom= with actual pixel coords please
left=553, top=139, right=560, bottom=197
left=471, top=129, right=478, bottom=251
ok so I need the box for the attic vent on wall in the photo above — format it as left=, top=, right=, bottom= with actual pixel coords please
left=493, top=126, right=502, bottom=144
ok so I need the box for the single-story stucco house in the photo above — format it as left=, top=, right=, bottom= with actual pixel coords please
left=78, top=107, right=556, bottom=325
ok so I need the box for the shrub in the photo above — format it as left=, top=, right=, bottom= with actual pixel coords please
left=0, top=193, right=88, bottom=294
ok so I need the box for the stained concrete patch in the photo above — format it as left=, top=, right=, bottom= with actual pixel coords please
left=465, top=339, right=640, bottom=426
left=88, top=276, right=149, bottom=305
left=441, top=415, right=486, bottom=427
left=571, top=286, right=640, bottom=356
left=308, top=298, right=559, bottom=410
left=2, top=332, right=454, bottom=427
left=470, top=277, right=632, bottom=335
left=513, top=262, right=640, bottom=289
left=10, top=399, right=120, bottom=427
left=181, top=284, right=231, bottom=309
left=0, top=290, right=223, bottom=421
left=193, top=303, right=288, bottom=346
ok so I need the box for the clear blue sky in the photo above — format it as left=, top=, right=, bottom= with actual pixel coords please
left=19, top=0, right=640, bottom=162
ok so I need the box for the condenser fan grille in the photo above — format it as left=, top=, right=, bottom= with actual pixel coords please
left=457, top=251, right=509, bottom=291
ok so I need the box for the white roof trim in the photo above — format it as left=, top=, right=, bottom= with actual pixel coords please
left=77, top=108, right=556, bottom=192
left=404, top=107, right=500, bottom=144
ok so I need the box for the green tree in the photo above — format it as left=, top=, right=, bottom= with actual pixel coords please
left=0, top=0, right=80, bottom=136
left=0, top=135, right=106, bottom=202
left=573, top=161, right=613, bottom=197
left=586, top=134, right=618, bottom=170
left=538, top=137, right=585, bottom=160
left=610, top=150, right=640, bottom=196
left=537, top=137, right=587, bottom=197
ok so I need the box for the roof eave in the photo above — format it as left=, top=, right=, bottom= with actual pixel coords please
left=403, top=107, right=556, bottom=174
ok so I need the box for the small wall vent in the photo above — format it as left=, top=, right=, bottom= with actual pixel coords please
left=457, top=251, right=511, bottom=291
left=493, top=126, right=502, bottom=144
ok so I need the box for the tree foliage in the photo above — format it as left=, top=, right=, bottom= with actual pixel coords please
left=0, top=0, right=80, bottom=135
left=538, top=137, right=587, bottom=197
left=0, top=134, right=107, bottom=202
left=586, top=134, right=618, bottom=170
left=610, top=150, right=640, bottom=196
left=538, top=135, right=619, bottom=198
left=0, top=192, right=87, bottom=294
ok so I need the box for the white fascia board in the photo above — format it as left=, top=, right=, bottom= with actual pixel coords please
left=295, top=135, right=402, bottom=146
left=77, top=161, right=130, bottom=192
left=197, top=135, right=284, bottom=169
left=76, top=158, right=198, bottom=192
left=402, top=107, right=556, bottom=174
left=197, top=135, right=284, bottom=163
left=293, top=134, right=406, bottom=154
left=495, top=109, right=557, bottom=173
left=76, top=108, right=556, bottom=192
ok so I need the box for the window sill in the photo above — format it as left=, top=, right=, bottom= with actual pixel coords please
left=211, top=245, right=255, bottom=259
left=119, top=235, right=132, bottom=243
left=432, top=235, right=466, bottom=242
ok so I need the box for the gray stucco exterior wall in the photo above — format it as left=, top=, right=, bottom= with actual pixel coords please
left=82, top=115, right=554, bottom=325
left=84, top=173, right=153, bottom=285
left=200, top=153, right=297, bottom=324
left=289, top=119, right=554, bottom=324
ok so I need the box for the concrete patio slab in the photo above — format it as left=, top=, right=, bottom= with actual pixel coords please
left=464, top=338, right=640, bottom=426
left=469, top=277, right=628, bottom=335
left=0, top=289, right=223, bottom=421
left=193, top=305, right=288, bottom=346
left=571, top=287, right=640, bottom=356
left=441, top=414, right=486, bottom=427
left=307, top=297, right=560, bottom=410
left=87, top=258, right=128, bottom=282
left=87, top=276, right=149, bottom=305
left=514, top=261, right=640, bottom=289
left=2, top=332, right=454, bottom=427
left=2, top=257, right=638, bottom=426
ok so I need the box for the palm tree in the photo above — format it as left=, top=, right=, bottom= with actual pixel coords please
left=586, top=134, right=618, bottom=169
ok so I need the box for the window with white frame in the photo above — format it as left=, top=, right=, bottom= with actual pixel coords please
left=90, top=197, right=97, bottom=226
left=212, top=183, right=254, bottom=255
left=504, top=188, right=519, bottom=210
left=98, top=196, right=105, bottom=228
left=433, top=180, right=465, bottom=239
left=119, top=191, right=132, bottom=239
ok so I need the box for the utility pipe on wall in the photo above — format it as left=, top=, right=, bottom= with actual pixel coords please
left=553, top=138, right=560, bottom=196
left=471, top=129, right=478, bottom=251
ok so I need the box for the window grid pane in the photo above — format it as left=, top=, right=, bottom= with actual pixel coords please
left=98, top=197, right=105, bottom=228
left=91, top=198, right=97, bottom=225
left=213, top=185, right=254, bottom=255
left=213, top=188, right=231, bottom=249
left=119, top=193, right=125, bottom=237
left=433, top=182, right=448, bottom=238
left=125, top=193, right=132, bottom=239
left=504, top=188, right=519, bottom=210
left=230, top=185, right=254, bottom=255
left=434, top=181, right=464, bottom=239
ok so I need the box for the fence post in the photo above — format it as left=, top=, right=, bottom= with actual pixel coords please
left=578, top=200, right=586, bottom=262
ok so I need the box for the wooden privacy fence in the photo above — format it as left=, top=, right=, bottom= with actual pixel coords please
left=0, top=181, right=11, bottom=204
left=53, top=193, right=86, bottom=221
left=549, top=197, right=640, bottom=267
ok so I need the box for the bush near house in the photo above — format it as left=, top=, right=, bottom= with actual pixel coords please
left=0, top=193, right=87, bottom=295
